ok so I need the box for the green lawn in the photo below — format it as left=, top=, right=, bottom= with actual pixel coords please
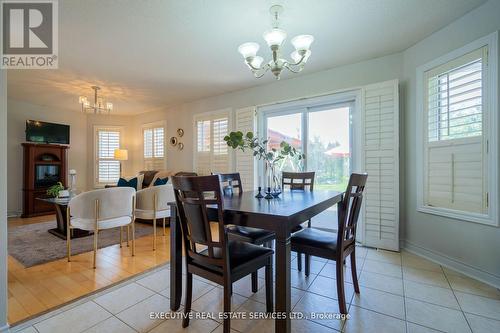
left=314, top=180, right=349, bottom=192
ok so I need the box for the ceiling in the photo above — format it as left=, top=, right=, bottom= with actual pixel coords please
left=7, top=0, right=486, bottom=115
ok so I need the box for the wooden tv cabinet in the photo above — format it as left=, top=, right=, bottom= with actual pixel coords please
left=22, top=143, right=69, bottom=218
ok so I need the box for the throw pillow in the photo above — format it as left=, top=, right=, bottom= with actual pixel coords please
left=117, top=177, right=138, bottom=190
left=153, top=177, right=168, bottom=186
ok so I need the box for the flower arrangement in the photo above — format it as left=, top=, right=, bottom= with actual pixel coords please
left=224, top=131, right=305, bottom=197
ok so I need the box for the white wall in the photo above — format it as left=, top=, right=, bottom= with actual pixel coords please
left=7, top=100, right=136, bottom=215
left=402, top=0, right=500, bottom=285
left=133, top=53, right=403, bottom=172
left=1, top=70, right=9, bottom=332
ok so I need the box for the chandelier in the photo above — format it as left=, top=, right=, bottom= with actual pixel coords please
left=238, top=5, right=314, bottom=80
left=78, top=86, right=113, bottom=114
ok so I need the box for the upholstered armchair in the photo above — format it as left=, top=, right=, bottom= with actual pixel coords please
left=67, top=187, right=136, bottom=268
left=135, top=184, right=175, bottom=250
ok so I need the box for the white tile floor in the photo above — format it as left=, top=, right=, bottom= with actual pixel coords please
left=11, top=247, right=500, bottom=333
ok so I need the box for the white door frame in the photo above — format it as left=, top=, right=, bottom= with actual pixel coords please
left=1, top=69, right=9, bottom=332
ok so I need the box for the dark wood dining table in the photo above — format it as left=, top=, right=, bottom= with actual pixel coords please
left=168, top=189, right=343, bottom=333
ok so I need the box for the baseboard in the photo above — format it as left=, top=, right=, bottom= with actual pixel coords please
left=402, top=239, right=500, bottom=289
left=0, top=324, right=10, bottom=333
left=7, top=211, right=20, bottom=218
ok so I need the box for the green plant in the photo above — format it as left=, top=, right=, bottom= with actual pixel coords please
left=224, top=131, right=305, bottom=166
left=47, top=182, right=64, bottom=197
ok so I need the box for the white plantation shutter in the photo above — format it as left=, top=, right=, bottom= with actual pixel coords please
left=234, top=107, right=257, bottom=190
left=96, top=128, right=121, bottom=185
left=212, top=118, right=229, bottom=173
left=194, top=110, right=231, bottom=175
left=423, top=47, right=487, bottom=214
left=143, top=124, right=165, bottom=170
left=362, top=80, right=399, bottom=251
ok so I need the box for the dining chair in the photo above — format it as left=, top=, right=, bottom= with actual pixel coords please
left=135, top=184, right=175, bottom=250
left=290, top=173, right=368, bottom=314
left=171, top=175, right=274, bottom=333
left=281, top=171, right=315, bottom=273
left=67, top=187, right=136, bottom=268
left=215, top=172, right=275, bottom=293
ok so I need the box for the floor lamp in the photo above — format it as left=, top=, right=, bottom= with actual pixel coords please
left=114, top=149, right=128, bottom=177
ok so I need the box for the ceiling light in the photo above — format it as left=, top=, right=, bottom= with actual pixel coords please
left=237, top=5, right=314, bottom=79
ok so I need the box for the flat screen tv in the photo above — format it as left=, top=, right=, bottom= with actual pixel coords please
left=26, top=120, right=70, bottom=145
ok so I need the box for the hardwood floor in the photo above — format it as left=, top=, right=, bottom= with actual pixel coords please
left=7, top=215, right=171, bottom=324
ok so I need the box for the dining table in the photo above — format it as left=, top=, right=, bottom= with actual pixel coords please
left=168, top=189, right=344, bottom=333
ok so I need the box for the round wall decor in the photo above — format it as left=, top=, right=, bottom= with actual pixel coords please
left=170, top=137, right=178, bottom=146
left=178, top=142, right=184, bottom=150
left=177, top=128, right=184, bottom=137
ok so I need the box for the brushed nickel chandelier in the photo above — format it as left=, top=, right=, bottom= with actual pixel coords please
left=79, top=86, right=113, bottom=114
left=238, top=5, right=314, bottom=80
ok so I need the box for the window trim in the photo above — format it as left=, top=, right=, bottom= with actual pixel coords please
left=142, top=121, right=166, bottom=170
left=416, top=31, right=498, bottom=226
left=94, top=125, right=123, bottom=188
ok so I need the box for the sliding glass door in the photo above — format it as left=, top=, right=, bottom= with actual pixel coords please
left=264, top=102, right=353, bottom=231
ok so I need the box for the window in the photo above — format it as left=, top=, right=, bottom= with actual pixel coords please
left=95, top=127, right=121, bottom=186
left=260, top=93, right=359, bottom=234
left=417, top=32, right=498, bottom=226
left=194, top=110, right=231, bottom=175
left=143, top=122, right=165, bottom=170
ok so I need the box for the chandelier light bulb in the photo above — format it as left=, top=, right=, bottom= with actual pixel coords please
left=263, top=28, right=287, bottom=47
left=291, top=50, right=311, bottom=63
left=291, top=35, right=314, bottom=51
left=238, top=42, right=260, bottom=59
left=79, top=96, right=87, bottom=104
left=250, top=56, right=264, bottom=69
left=106, top=102, right=113, bottom=111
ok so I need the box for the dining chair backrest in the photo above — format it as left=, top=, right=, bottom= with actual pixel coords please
left=282, top=171, right=315, bottom=191
left=337, top=173, right=368, bottom=250
left=171, top=175, right=228, bottom=269
left=215, top=172, right=243, bottom=195
left=136, top=184, right=175, bottom=211
left=69, top=187, right=135, bottom=220
left=174, top=171, right=198, bottom=177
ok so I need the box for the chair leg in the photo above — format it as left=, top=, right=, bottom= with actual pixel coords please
left=182, top=272, right=193, bottom=328
left=223, top=280, right=232, bottom=333
left=163, top=217, right=166, bottom=236
left=297, top=252, right=302, bottom=271
left=119, top=226, right=123, bottom=248
left=66, top=226, right=71, bottom=262
left=153, top=217, right=157, bottom=251
left=131, top=222, right=136, bottom=256
left=351, top=251, right=360, bottom=293
left=251, top=271, right=258, bottom=293
left=336, top=258, right=347, bottom=314
left=265, top=257, right=274, bottom=313
left=93, top=229, right=98, bottom=269
left=305, top=254, right=311, bottom=277
left=126, top=225, right=130, bottom=247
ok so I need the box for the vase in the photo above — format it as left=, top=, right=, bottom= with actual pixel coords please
left=265, top=162, right=281, bottom=199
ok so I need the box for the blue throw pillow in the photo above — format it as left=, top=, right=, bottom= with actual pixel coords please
left=153, top=177, right=168, bottom=186
left=117, top=177, right=138, bottom=190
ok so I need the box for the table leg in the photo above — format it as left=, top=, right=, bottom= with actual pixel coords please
left=47, top=204, right=92, bottom=239
left=275, top=233, right=291, bottom=333
left=169, top=203, right=182, bottom=311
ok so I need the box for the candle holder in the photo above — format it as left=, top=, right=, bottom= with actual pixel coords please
left=255, top=186, right=264, bottom=199
left=264, top=186, right=274, bottom=199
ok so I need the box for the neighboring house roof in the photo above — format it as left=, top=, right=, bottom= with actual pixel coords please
left=324, top=144, right=350, bottom=157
